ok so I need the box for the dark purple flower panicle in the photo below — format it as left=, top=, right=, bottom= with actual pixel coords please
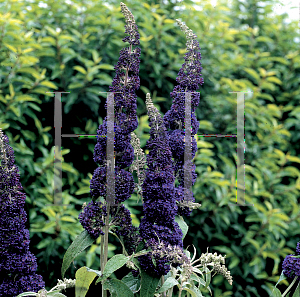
left=0, top=128, right=45, bottom=296
left=110, top=205, right=141, bottom=255
left=138, top=94, right=184, bottom=278
left=163, top=20, right=203, bottom=217
left=282, top=254, right=300, bottom=280
left=78, top=201, right=107, bottom=239
left=282, top=241, right=300, bottom=282
left=78, top=3, right=140, bottom=248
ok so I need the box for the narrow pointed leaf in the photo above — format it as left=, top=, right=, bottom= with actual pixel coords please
left=61, top=230, right=95, bottom=278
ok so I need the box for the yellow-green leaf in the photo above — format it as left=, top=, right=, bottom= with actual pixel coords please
left=34, top=118, right=42, bottom=131
left=163, top=19, right=175, bottom=24
left=61, top=216, right=77, bottom=223
left=41, top=36, right=56, bottom=45
left=266, top=71, right=277, bottom=76
left=271, top=57, right=289, bottom=65
left=73, top=66, right=87, bottom=74
left=244, top=68, right=260, bottom=83
left=40, top=80, right=58, bottom=89
left=97, top=64, right=114, bottom=70
left=9, top=83, right=15, bottom=98
left=45, top=26, right=58, bottom=37
left=140, top=35, right=154, bottom=42
left=286, top=155, right=300, bottom=164
left=266, top=76, right=282, bottom=85
left=152, top=12, right=161, bottom=21
left=4, top=43, right=17, bottom=53
left=62, top=163, right=78, bottom=175
left=256, top=36, right=274, bottom=43
left=75, top=267, right=97, bottom=297
left=15, top=95, right=39, bottom=102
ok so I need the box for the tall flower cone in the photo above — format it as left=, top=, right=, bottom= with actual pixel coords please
left=163, top=20, right=204, bottom=217
left=0, top=128, right=45, bottom=296
left=78, top=2, right=141, bottom=256
left=138, top=93, right=184, bottom=277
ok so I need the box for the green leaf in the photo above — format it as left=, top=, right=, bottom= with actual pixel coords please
left=9, top=105, right=20, bottom=117
left=34, top=117, right=42, bottom=131
left=286, top=155, right=300, bottom=164
left=61, top=163, right=79, bottom=175
left=244, top=68, right=260, bottom=83
left=15, top=293, right=37, bottom=297
left=103, top=279, right=134, bottom=297
left=97, top=64, right=114, bottom=70
left=75, top=186, right=91, bottom=195
left=68, top=82, right=85, bottom=89
left=4, top=43, right=18, bottom=54
left=182, top=287, right=198, bottom=297
left=61, top=216, right=77, bottom=223
left=156, top=277, right=178, bottom=293
left=40, top=80, right=58, bottom=89
left=45, top=25, right=58, bottom=36
left=48, top=292, right=67, bottom=297
left=140, top=269, right=160, bottom=297
left=292, top=281, right=300, bottom=297
left=75, top=266, right=97, bottom=297
left=204, top=267, right=212, bottom=288
left=266, top=76, right=282, bottom=85
left=135, top=240, right=145, bottom=254
left=73, top=66, right=87, bottom=74
left=92, top=49, right=101, bottom=63
left=121, top=272, right=141, bottom=293
left=228, top=256, right=240, bottom=269
left=96, top=254, right=130, bottom=283
left=175, top=215, right=188, bottom=239
left=61, top=230, right=96, bottom=279
left=15, top=95, right=39, bottom=102
left=270, top=287, right=282, bottom=297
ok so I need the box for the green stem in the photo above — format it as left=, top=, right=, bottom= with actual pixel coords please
left=282, top=276, right=299, bottom=297
left=100, top=233, right=104, bottom=296
left=102, top=203, right=110, bottom=297
left=178, top=287, right=183, bottom=297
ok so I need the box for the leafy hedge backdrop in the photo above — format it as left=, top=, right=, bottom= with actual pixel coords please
left=0, top=0, right=299, bottom=296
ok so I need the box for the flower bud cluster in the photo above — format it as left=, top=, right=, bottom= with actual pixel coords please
left=138, top=94, right=184, bottom=277
left=53, top=278, right=76, bottom=291
left=196, top=249, right=233, bottom=286
left=163, top=21, right=204, bottom=217
left=129, top=132, right=146, bottom=200
left=0, top=128, right=45, bottom=296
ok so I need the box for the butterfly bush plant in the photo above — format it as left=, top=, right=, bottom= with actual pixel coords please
left=3, top=2, right=238, bottom=297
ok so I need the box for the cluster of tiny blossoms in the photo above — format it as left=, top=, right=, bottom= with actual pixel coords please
left=78, top=2, right=142, bottom=273
left=196, top=248, right=233, bottom=286
left=0, top=128, right=45, bottom=296
left=138, top=93, right=184, bottom=277
left=37, top=278, right=76, bottom=296
left=282, top=240, right=300, bottom=282
left=163, top=20, right=203, bottom=217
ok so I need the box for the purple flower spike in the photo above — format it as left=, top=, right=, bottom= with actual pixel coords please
left=78, top=3, right=141, bottom=259
left=0, top=128, right=45, bottom=296
left=163, top=20, right=203, bottom=217
left=138, top=94, right=185, bottom=277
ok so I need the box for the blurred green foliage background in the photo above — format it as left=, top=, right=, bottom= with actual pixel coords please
left=0, top=0, right=299, bottom=295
